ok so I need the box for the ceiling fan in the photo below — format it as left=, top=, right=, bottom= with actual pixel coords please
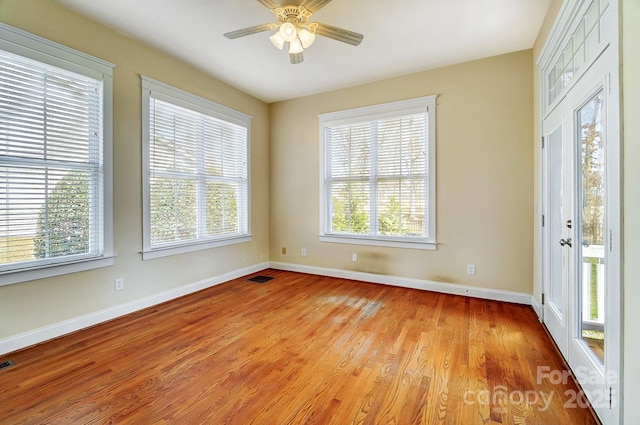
left=224, top=0, right=364, bottom=64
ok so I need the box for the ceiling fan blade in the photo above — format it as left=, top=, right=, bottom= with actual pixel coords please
left=224, top=23, right=277, bottom=39
left=256, top=0, right=281, bottom=9
left=299, top=0, right=333, bottom=13
left=313, top=22, right=364, bottom=46
left=290, top=52, right=304, bottom=64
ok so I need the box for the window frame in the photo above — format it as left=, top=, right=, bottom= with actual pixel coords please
left=319, top=96, right=437, bottom=250
left=141, top=76, right=252, bottom=260
left=0, top=23, right=115, bottom=286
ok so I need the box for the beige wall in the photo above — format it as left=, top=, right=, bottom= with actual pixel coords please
left=622, top=0, right=639, bottom=422
left=0, top=0, right=270, bottom=339
left=270, top=50, right=534, bottom=293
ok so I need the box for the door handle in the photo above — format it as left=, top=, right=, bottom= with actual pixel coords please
left=559, top=238, right=573, bottom=247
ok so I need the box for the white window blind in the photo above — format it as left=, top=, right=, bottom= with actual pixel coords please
left=320, top=96, right=436, bottom=249
left=142, top=77, right=250, bottom=259
left=0, top=26, right=114, bottom=284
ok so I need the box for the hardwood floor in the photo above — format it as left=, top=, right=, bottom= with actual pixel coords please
left=1, top=270, right=599, bottom=424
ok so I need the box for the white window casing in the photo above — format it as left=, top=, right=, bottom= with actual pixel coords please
left=141, top=76, right=251, bottom=260
left=319, top=96, right=437, bottom=250
left=0, top=23, right=115, bottom=286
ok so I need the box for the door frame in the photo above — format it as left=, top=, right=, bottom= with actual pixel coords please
left=538, top=1, right=621, bottom=420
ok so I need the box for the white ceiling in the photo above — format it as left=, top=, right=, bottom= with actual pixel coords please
left=55, top=0, right=551, bottom=103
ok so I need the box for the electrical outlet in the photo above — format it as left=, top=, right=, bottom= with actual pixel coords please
left=301, top=248, right=307, bottom=257
left=467, top=265, right=476, bottom=275
left=282, top=247, right=286, bottom=254
left=115, top=278, right=124, bottom=291
left=352, top=253, right=358, bottom=262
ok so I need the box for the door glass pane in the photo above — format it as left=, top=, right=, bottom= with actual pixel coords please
left=578, top=91, right=605, bottom=364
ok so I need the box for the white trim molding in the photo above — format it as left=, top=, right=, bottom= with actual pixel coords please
left=0, top=262, right=269, bottom=355
left=318, top=95, right=437, bottom=249
left=270, top=261, right=534, bottom=306
left=140, top=76, right=252, bottom=261
left=531, top=294, right=542, bottom=320
left=0, top=22, right=115, bottom=286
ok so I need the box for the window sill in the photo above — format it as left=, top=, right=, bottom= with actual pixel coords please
left=142, top=235, right=252, bottom=260
left=0, top=255, right=116, bottom=286
left=319, top=235, right=437, bottom=251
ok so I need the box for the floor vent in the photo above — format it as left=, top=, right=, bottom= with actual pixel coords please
left=0, top=360, right=15, bottom=370
left=247, top=275, right=274, bottom=284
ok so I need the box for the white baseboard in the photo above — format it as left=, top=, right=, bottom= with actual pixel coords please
left=0, top=262, right=269, bottom=356
left=270, top=261, right=535, bottom=306
left=531, top=294, right=542, bottom=320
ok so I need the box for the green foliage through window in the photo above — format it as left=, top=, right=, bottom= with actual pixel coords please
left=34, top=171, right=90, bottom=259
left=331, top=182, right=370, bottom=234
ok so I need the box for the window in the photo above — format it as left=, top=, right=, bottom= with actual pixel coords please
left=0, top=23, right=114, bottom=286
left=543, top=0, right=611, bottom=110
left=141, top=77, right=251, bottom=260
left=319, top=96, right=436, bottom=250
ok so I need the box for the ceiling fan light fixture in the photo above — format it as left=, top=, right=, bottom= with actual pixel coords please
left=223, top=2, right=364, bottom=65
left=269, top=31, right=285, bottom=50
left=288, top=38, right=304, bottom=54
left=298, top=28, right=316, bottom=48
left=279, top=22, right=298, bottom=42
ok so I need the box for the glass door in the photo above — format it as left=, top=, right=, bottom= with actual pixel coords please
left=538, top=1, right=620, bottom=422
left=576, top=91, right=605, bottom=365
left=564, top=50, right=620, bottom=425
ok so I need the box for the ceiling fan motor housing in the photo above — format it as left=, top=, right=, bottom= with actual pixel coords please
left=274, top=6, right=312, bottom=25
